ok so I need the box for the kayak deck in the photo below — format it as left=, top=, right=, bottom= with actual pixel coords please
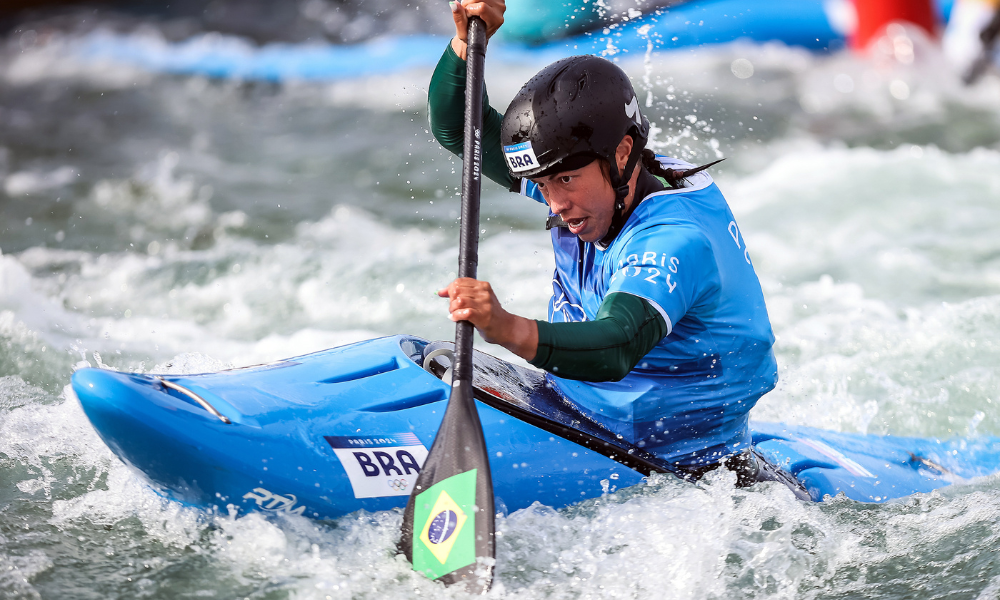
left=70, top=335, right=1000, bottom=520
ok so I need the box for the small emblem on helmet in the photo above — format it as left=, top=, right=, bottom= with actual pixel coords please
left=624, top=95, right=642, bottom=127
left=503, top=141, right=540, bottom=173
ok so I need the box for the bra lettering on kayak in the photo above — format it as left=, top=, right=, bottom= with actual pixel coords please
left=325, top=434, right=430, bottom=498
left=352, top=450, right=422, bottom=477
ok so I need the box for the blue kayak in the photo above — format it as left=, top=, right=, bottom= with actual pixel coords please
left=71, top=335, right=1000, bottom=520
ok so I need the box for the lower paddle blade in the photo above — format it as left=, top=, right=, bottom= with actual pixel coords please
left=400, top=379, right=495, bottom=592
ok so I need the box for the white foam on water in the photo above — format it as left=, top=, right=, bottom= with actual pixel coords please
left=707, top=142, right=1000, bottom=438
left=84, top=150, right=217, bottom=232
left=1, top=30, right=153, bottom=88
left=50, top=467, right=206, bottom=550
left=3, top=205, right=416, bottom=371
left=0, top=251, right=76, bottom=336
left=0, top=380, right=205, bottom=589
left=978, top=574, right=1000, bottom=600
left=204, top=510, right=443, bottom=599
left=3, top=166, right=77, bottom=196
left=3, top=179, right=557, bottom=375
left=757, top=286, right=1000, bottom=437
left=0, top=379, right=208, bottom=562
left=725, top=143, right=1000, bottom=300
left=0, top=382, right=112, bottom=480
left=128, top=468, right=996, bottom=600
left=0, top=548, right=52, bottom=600
left=319, top=69, right=441, bottom=111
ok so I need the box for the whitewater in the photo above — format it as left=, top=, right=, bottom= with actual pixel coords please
left=3, top=10, right=1000, bottom=600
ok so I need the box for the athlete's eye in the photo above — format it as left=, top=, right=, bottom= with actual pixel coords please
left=559, top=175, right=572, bottom=184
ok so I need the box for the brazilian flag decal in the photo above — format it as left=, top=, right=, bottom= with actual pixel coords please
left=412, top=469, right=477, bottom=580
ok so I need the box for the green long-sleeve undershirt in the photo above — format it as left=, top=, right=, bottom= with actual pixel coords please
left=428, top=43, right=668, bottom=382
left=428, top=43, right=517, bottom=191
left=532, top=293, right=667, bottom=381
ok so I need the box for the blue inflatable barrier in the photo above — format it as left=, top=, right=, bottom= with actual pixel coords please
left=66, top=0, right=960, bottom=82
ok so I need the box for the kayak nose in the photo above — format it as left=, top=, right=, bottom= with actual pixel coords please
left=72, top=367, right=122, bottom=412
left=70, top=367, right=224, bottom=505
left=71, top=367, right=144, bottom=431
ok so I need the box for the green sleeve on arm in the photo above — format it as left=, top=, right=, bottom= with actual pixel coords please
left=530, top=293, right=668, bottom=382
left=428, top=43, right=519, bottom=191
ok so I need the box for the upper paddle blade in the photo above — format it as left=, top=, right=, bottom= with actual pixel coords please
left=400, top=378, right=494, bottom=591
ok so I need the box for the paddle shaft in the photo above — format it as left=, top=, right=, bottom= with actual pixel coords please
left=454, top=16, right=486, bottom=384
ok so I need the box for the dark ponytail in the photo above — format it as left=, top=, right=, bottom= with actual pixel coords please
left=641, top=149, right=725, bottom=189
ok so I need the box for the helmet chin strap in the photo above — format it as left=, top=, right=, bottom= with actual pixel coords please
left=596, top=147, right=644, bottom=250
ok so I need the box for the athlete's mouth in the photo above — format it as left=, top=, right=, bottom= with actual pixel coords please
left=565, top=217, right=587, bottom=233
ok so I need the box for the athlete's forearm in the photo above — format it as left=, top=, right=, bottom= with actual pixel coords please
left=427, top=43, right=519, bottom=190
left=530, top=293, right=667, bottom=382
left=495, top=314, right=539, bottom=363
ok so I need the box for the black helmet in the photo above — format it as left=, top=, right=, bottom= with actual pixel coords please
left=500, top=55, right=650, bottom=202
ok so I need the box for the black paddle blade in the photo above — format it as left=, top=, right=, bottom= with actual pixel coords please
left=400, top=378, right=495, bottom=592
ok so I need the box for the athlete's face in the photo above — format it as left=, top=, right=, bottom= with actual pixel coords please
left=531, top=136, right=635, bottom=243
left=531, top=160, right=615, bottom=243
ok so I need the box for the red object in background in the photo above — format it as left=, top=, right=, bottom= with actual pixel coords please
left=851, top=0, right=940, bottom=49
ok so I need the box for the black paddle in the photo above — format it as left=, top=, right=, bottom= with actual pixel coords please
left=400, top=16, right=495, bottom=594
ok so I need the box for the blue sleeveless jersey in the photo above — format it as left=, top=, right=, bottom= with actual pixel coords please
left=519, top=157, right=777, bottom=467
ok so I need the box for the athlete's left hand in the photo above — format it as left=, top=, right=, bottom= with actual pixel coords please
left=449, top=0, right=506, bottom=60
left=438, top=277, right=538, bottom=361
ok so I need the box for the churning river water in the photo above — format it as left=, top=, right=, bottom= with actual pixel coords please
left=3, top=7, right=1000, bottom=599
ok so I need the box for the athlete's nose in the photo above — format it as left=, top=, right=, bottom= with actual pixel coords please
left=546, top=189, right=571, bottom=215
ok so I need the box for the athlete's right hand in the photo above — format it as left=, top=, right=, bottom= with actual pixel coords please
left=438, top=277, right=538, bottom=362
left=449, top=0, right=506, bottom=60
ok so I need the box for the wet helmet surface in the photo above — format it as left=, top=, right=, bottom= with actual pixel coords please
left=500, top=55, right=650, bottom=181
